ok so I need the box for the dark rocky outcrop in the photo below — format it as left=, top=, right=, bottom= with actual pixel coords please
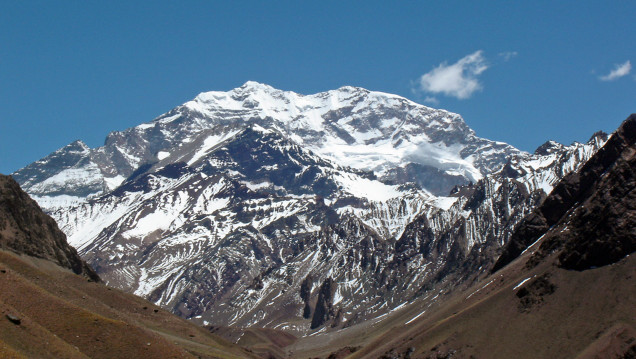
left=300, top=275, right=313, bottom=319
left=493, top=114, right=636, bottom=272
left=515, top=273, right=556, bottom=312
left=0, top=175, right=99, bottom=281
left=310, top=277, right=336, bottom=329
left=5, top=313, right=21, bottom=325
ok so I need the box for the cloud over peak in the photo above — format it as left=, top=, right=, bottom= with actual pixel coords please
left=417, top=50, right=488, bottom=100
left=599, top=60, right=631, bottom=81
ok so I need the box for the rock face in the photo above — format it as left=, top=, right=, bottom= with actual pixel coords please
left=310, top=278, right=336, bottom=329
left=11, top=83, right=610, bottom=334
left=493, top=114, right=636, bottom=272
left=0, top=175, right=99, bottom=281
left=515, top=273, right=556, bottom=312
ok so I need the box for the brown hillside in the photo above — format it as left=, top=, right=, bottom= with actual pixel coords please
left=0, top=248, right=257, bottom=358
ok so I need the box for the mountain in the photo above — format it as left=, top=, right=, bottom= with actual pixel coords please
left=380, top=130, right=608, bottom=301
left=331, top=114, right=636, bottom=359
left=41, top=125, right=439, bottom=332
left=11, top=83, right=607, bottom=335
left=12, top=81, right=521, bottom=200
left=0, top=174, right=256, bottom=358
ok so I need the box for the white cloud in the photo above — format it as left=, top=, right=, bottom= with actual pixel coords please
left=423, top=96, right=439, bottom=105
left=498, top=51, right=518, bottom=62
left=418, top=50, right=488, bottom=99
left=599, top=60, right=631, bottom=81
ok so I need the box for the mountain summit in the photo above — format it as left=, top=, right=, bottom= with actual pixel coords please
left=14, top=82, right=520, bottom=200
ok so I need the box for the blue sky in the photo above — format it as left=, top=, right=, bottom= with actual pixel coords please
left=1, top=1, right=634, bottom=174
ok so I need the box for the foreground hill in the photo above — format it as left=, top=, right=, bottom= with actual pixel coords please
left=0, top=175, right=98, bottom=280
left=0, top=174, right=255, bottom=359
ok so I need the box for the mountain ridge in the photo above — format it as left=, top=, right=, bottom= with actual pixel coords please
left=493, top=114, right=636, bottom=273
left=13, top=81, right=521, bottom=200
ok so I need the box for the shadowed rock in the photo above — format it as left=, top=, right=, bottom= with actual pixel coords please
left=493, top=114, right=636, bottom=272
left=0, top=175, right=99, bottom=281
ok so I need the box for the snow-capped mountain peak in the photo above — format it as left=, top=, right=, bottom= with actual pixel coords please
left=144, top=83, right=521, bottom=195
left=13, top=83, right=521, bottom=200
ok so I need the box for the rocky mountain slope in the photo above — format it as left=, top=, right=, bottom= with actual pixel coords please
left=331, top=114, right=636, bottom=359
left=0, top=174, right=256, bottom=358
left=494, top=113, right=636, bottom=272
left=11, top=83, right=608, bottom=335
left=0, top=175, right=98, bottom=281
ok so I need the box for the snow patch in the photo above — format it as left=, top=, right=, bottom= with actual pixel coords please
left=433, top=196, right=458, bottom=210
left=104, top=175, right=126, bottom=190
left=31, top=195, right=84, bottom=209
left=333, top=172, right=402, bottom=201
left=405, top=310, right=426, bottom=325
left=188, top=130, right=241, bottom=165
left=513, top=275, right=536, bottom=291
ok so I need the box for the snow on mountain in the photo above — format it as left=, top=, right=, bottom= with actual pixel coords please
left=404, top=132, right=610, bottom=282
left=170, top=82, right=520, bottom=189
left=41, top=125, right=444, bottom=332
left=506, top=134, right=607, bottom=195
left=11, top=82, right=608, bottom=335
left=14, top=81, right=521, bottom=203
left=12, top=140, right=106, bottom=199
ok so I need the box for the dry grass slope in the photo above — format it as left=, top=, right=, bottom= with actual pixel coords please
left=0, top=250, right=257, bottom=359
